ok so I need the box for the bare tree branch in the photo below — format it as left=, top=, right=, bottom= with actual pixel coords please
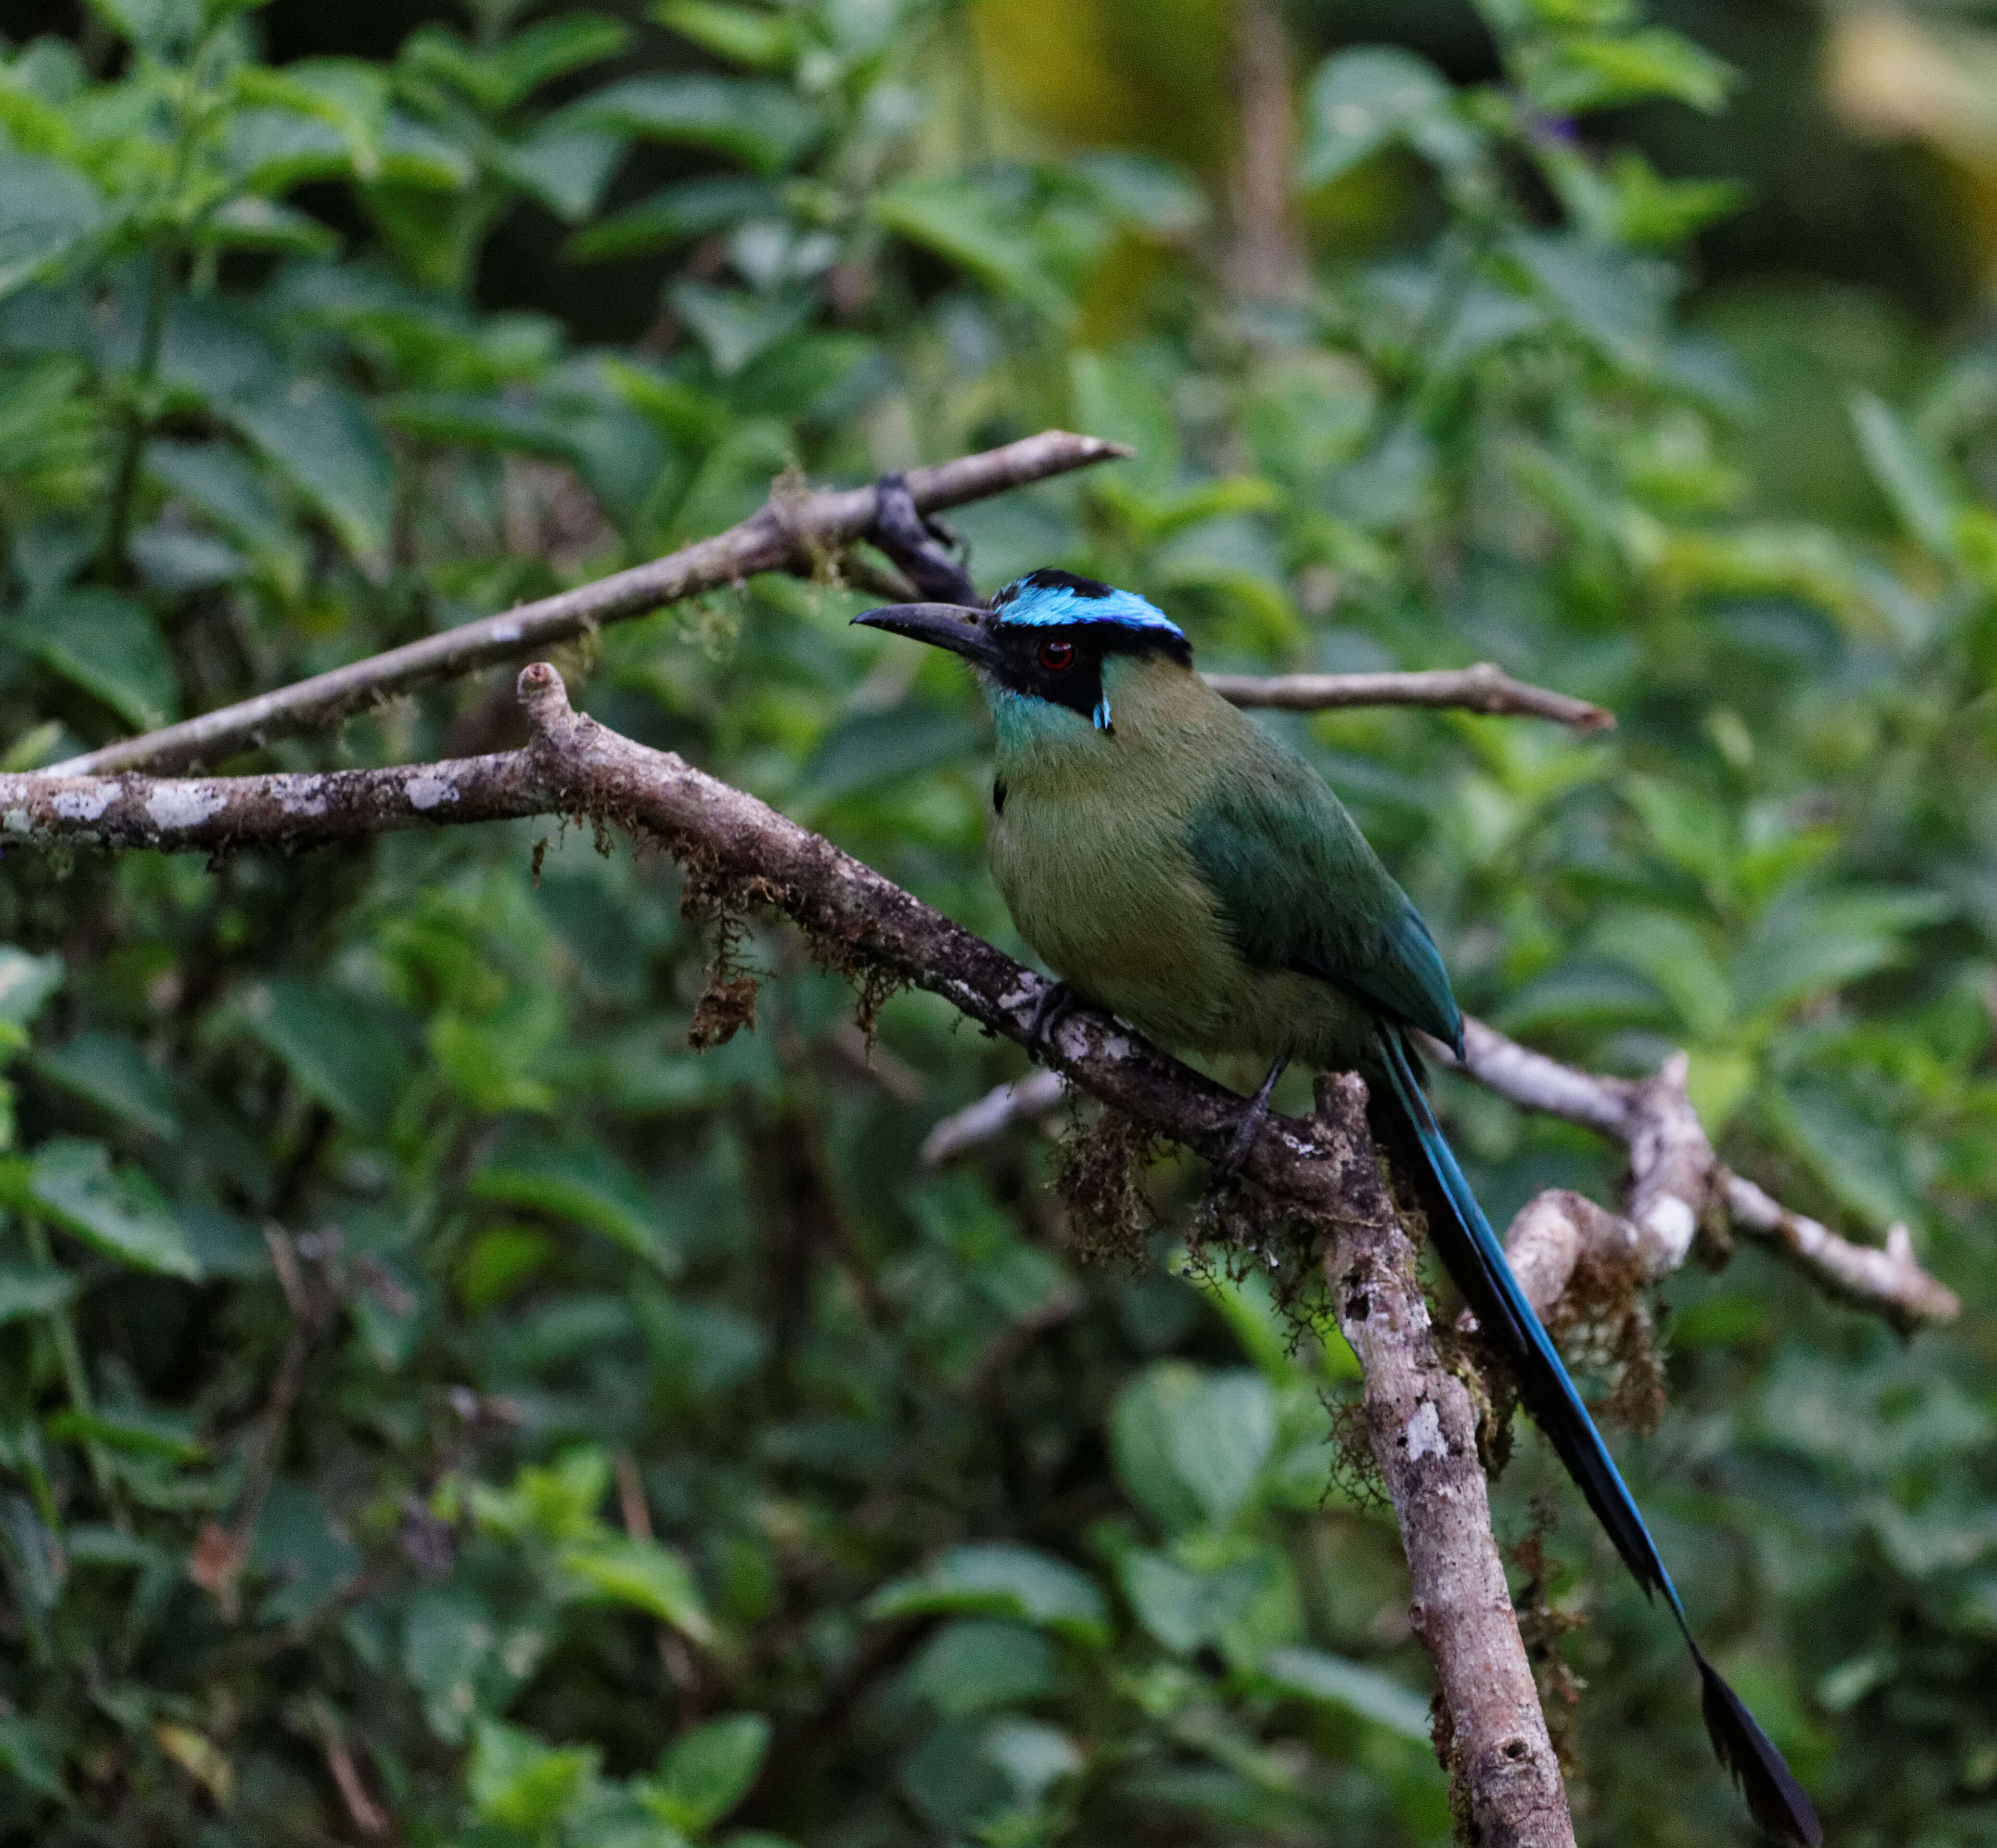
left=0, top=665, right=1574, bottom=1847
left=1206, top=663, right=1615, bottom=732
left=915, top=1014, right=1957, bottom=1333
left=48, top=431, right=1133, bottom=778
left=1431, top=1022, right=1960, bottom=1332
left=920, top=1069, right=1066, bottom=1166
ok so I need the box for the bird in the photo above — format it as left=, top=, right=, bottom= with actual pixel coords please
left=854, top=567, right=1821, bottom=1848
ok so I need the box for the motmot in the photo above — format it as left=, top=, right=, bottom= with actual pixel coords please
left=855, top=568, right=1821, bottom=1847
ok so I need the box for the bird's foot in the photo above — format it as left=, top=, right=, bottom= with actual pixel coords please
left=1210, top=1055, right=1291, bottom=1184
left=1024, top=980, right=1078, bottom=1063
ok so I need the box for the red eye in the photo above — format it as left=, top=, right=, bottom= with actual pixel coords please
left=1038, top=639, right=1075, bottom=671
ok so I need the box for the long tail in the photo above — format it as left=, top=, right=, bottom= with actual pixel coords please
left=1375, top=1029, right=1821, bottom=1848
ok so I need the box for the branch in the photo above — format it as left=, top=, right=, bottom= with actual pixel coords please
left=47, top=431, right=1131, bottom=778
left=920, top=1068, right=1065, bottom=1167
left=1319, top=1067, right=1574, bottom=1846
left=1206, top=663, right=1614, bottom=732
left=916, top=1015, right=1957, bottom=1334
left=1434, top=1021, right=1960, bottom=1332
left=0, top=666, right=1574, bottom=1847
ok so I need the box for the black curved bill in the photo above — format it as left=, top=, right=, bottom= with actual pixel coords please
left=852, top=602, right=1003, bottom=672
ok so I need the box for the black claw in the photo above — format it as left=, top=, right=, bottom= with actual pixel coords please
left=1212, top=1055, right=1290, bottom=1183
left=869, top=471, right=979, bottom=605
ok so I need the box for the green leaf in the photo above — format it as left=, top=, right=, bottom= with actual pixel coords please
left=904, top=1620, right=1062, bottom=1719
left=238, top=59, right=391, bottom=180
left=236, top=977, right=410, bottom=1129
left=558, top=75, right=821, bottom=173
left=32, top=1031, right=180, bottom=1140
left=0, top=148, right=107, bottom=299
left=403, top=1589, right=554, bottom=1744
left=652, top=0, right=795, bottom=70
left=1257, top=1645, right=1434, bottom=1741
left=84, top=0, right=201, bottom=54
left=0, top=1265, right=77, bottom=1324
left=568, top=176, right=782, bottom=261
left=128, top=524, right=247, bottom=594
left=0, top=950, right=63, bottom=1031
left=1731, top=890, right=1949, bottom=1019
left=378, top=112, right=478, bottom=191
left=1587, top=909, right=1732, bottom=1041
left=803, top=706, right=983, bottom=802
left=1520, top=27, right=1736, bottom=115
left=636, top=1714, right=771, bottom=1833
left=1766, top=1078, right=1921, bottom=1230
left=0, top=1716, right=64, bottom=1801
left=872, top=175, right=1070, bottom=320
left=26, top=1139, right=200, bottom=1279
left=1298, top=47, right=1453, bottom=188
left=1111, top=1363, right=1277, bottom=1532
left=561, top=1535, right=717, bottom=1642
left=474, top=1447, right=614, bottom=1543
left=1119, top=1546, right=1297, bottom=1667
left=668, top=281, right=815, bottom=378
left=253, top=1479, right=362, bottom=1625
left=146, top=441, right=290, bottom=556
left=866, top=1542, right=1110, bottom=1646
left=468, top=1720, right=600, bottom=1830
left=377, top=390, right=580, bottom=458
left=489, top=125, right=625, bottom=222
left=1071, top=152, right=1206, bottom=236
left=1118, top=1548, right=1210, bottom=1653
left=472, top=1137, right=678, bottom=1269
left=229, top=375, right=394, bottom=565
left=46, top=1405, right=203, bottom=1461
left=488, top=13, right=635, bottom=106
left=197, top=196, right=340, bottom=258
left=16, top=590, right=178, bottom=730
left=1851, top=391, right=1960, bottom=557
left=1508, top=231, right=1673, bottom=374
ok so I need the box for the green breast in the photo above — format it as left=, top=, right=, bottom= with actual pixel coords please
left=983, top=670, right=1372, bottom=1066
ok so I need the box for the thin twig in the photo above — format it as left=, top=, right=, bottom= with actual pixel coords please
left=1206, top=663, right=1615, bottom=731
left=47, top=431, right=1133, bottom=777
left=192, top=1228, right=329, bottom=1618
left=920, top=1069, right=1065, bottom=1166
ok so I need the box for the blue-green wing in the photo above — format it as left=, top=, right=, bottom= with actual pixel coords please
left=1184, top=749, right=1463, bottom=1054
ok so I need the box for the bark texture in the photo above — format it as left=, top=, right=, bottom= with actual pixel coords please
left=1314, top=1072, right=1575, bottom=1848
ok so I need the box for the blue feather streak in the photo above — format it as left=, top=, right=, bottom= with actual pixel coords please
left=1375, top=1030, right=1688, bottom=1628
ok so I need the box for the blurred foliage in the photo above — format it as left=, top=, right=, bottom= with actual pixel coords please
left=0, top=0, right=1992, bottom=1843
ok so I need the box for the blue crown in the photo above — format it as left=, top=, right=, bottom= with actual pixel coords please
left=989, top=569, right=1185, bottom=642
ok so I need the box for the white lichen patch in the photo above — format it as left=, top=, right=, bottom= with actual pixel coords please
left=406, top=772, right=459, bottom=811
left=145, top=783, right=228, bottom=830
left=4, top=808, right=32, bottom=834
left=1403, top=1398, right=1445, bottom=1462
left=488, top=618, right=523, bottom=643
left=277, top=776, right=328, bottom=818
left=51, top=786, right=114, bottom=822
left=1641, top=1194, right=1697, bottom=1268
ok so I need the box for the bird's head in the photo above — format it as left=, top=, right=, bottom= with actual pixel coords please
left=852, top=568, right=1190, bottom=734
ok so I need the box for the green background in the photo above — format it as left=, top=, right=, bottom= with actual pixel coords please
left=0, top=0, right=1992, bottom=1842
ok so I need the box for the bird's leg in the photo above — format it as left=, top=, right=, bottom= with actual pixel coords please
left=1213, top=1054, right=1290, bottom=1181
left=1024, top=979, right=1078, bottom=1063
